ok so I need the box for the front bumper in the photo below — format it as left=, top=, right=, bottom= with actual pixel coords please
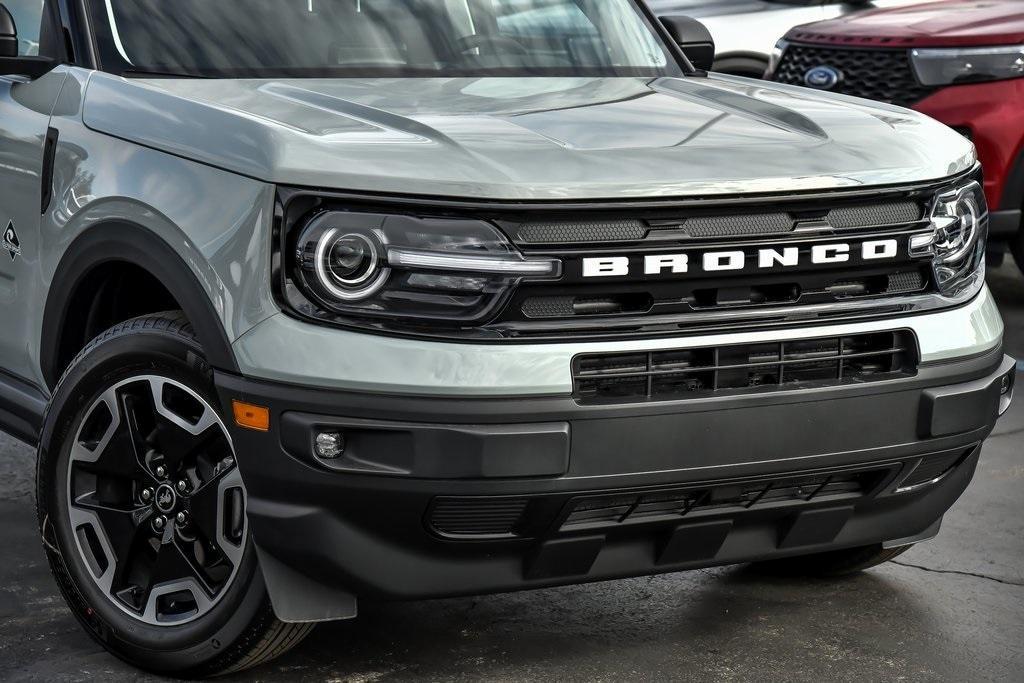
left=216, top=342, right=1015, bottom=622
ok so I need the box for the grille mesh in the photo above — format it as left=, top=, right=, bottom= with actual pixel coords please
left=827, top=201, right=922, bottom=229
left=521, top=296, right=575, bottom=319
left=513, top=201, right=924, bottom=246
left=887, top=270, right=926, bottom=295
left=430, top=497, right=529, bottom=538
left=773, top=45, right=937, bottom=108
left=516, top=220, right=646, bottom=244
left=573, top=332, right=918, bottom=403
left=682, top=213, right=793, bottom=238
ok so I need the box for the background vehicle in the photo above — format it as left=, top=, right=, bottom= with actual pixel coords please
left=645, top=0, right=929, bottom=76
left=0, top=0, right=1014, bottom=678
left=769, top=0, right=1024, bottom=273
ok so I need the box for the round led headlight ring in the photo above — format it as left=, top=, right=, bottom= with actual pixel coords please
left=314, top=228, right=390, bottom=301
left=936, top=191, right=979, bottom=264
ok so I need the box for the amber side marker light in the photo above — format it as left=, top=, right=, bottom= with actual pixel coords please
left=233, top=400, right=270, bottom=432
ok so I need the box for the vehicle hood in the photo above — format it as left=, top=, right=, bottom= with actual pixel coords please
left=788, top=0, right=1024, bottom=48
left=82, top=73, right=974, bottom=200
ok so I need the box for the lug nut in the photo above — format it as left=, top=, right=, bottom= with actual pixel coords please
left=176, top=511, right=188, bottom=526
left=141, top=488, right=153, bottom=503
left=177, top=480, right=188, bottom=493
left=155, top=466, right=166, bottom=479
left=153, top=516, right=167, bottom=531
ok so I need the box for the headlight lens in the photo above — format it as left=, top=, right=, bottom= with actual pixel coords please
left=290, top=211, right=560, bottom=326
left=911, top=45, right=1024, bottom=86
left=910, top=180, right=988, bottom=298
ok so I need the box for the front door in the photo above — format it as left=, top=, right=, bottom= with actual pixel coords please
left=0, top=0, right=64, bottom=385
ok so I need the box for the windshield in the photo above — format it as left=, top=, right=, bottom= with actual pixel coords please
left=85, top=0, right=682, bottom=78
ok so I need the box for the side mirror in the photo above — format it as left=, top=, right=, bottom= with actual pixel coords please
left=659, top=15, right=715, bottom=72
left=0, top=2, right=58, bottom=78
left=0, top=3, right=18, bottom=58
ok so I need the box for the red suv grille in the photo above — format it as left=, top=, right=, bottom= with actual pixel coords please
left=773, top=44, right=938, bottom=108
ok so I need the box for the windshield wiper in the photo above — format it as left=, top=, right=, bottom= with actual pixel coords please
left=121, top=69, right=211, bottom=79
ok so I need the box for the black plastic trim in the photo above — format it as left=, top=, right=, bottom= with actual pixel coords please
left=215, top=348, right=1007, bottom=607
left=1000, top=146, right=1024, bottom=213
left=40, top=223, right=239, bottom=389
left=280, top=412, right=570, bottom=479
left=989, top=209, right=1022, bottom=238
left=0, top=368, right=46, bottom=445
left=40, top=127, right=58, bottom=213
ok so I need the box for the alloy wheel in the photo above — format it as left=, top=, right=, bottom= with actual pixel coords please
left=66, top=375, right=246, bottom=626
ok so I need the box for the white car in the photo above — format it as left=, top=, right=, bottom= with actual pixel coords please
left=646, top=0, right=930, bottom=76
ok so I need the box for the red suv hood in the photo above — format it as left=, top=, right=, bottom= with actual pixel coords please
left=787, top=0, right=1024, bottom=48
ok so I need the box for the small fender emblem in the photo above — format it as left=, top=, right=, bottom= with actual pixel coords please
left=3, top=221, right=20, bottom=261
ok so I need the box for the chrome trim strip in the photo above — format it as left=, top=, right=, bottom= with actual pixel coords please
left=387, top=248, right=560, bottom=275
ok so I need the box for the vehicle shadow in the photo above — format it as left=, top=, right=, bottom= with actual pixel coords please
left=252, top=564, right=937, bottom=681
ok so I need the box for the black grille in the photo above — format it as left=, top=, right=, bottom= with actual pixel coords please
left=429, top=497, right=529, bottom=538
left=559, top=468, right=888, bottom=532
left=773, top=44, right=937, bottom=108
left=886, top=270, right=926, bottom=294
left=516, top=220, right=647, bottom=244
left=680, top=212, right=792, bottom=238
left=510, top=201, right=924, bottom=246
left=898, top=448, right=971, bottom=490
left=573, top=331, right=917, bottom=403
left=826, top=201, right=922, bottom=230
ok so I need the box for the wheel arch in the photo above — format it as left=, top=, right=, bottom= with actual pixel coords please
left=40, top=222, right=240, bottom=390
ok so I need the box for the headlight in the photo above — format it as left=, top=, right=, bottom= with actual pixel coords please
left=911, top=45, right=1024, bottom=86
left=289, top=211, right=560, bottom=327
left=910, top=179, right=988, bottom=298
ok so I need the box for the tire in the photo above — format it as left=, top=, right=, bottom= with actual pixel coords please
left=749, top=544, right=913, bottom=578
left=36, top=313, right=313, bottom=677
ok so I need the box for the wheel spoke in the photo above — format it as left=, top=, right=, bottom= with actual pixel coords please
left=72, top=385, right=156, bottom=484
left=65, top=374, right=245, bottom=627
left=150, top=420, right=220, bottom=473
left=189, top=464, right=246, bottom=568
left=140, top=542, right=214, bottom=623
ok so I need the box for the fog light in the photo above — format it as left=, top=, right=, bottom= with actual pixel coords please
left=999, top=370, right=1015, bottom=416
left=315, top=431, right=345, bottom=459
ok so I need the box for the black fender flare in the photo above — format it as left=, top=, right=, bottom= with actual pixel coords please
left=40, top=222, right=239, bottom=389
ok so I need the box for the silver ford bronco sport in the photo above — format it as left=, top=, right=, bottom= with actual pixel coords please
left=0, top=0, right=1015, bottom=677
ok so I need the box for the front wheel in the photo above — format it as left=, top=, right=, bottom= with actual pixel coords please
left=36, top=313, right=312, bottom=677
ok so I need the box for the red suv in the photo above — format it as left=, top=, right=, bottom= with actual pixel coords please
left=770, top=0, right=1024, bottom=272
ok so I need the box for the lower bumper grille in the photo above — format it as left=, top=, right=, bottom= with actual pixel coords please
left=558, top=468, right=887, bottom=533
left=573, top=331, right=918, bottom=404
left=425, top=448, right=976, bottom=541
left=430, top=497, right=529, bottom=538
